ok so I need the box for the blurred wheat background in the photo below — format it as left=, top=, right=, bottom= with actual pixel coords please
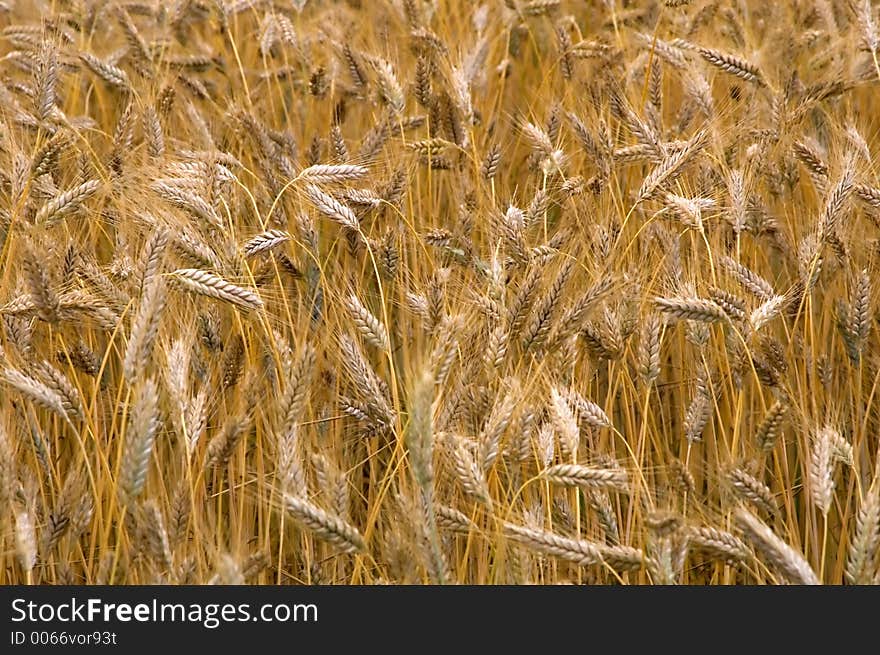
left=1, top=0, right=879, bottom=585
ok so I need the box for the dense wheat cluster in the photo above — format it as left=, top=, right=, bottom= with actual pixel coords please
left=2, top=0, right=880, bottom=585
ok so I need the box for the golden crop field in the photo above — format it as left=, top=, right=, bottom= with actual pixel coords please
left=1, top=0, right=879, bottom=585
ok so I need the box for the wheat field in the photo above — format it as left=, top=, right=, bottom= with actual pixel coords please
left=1, top=0, right=879, bottom=585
